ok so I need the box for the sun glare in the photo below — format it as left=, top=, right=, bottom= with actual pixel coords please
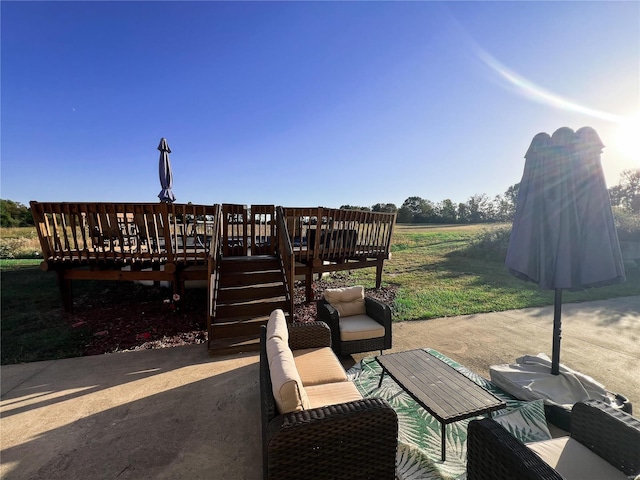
left=474, top=46, right=639, bottom=165
left=616, top=112, right=640, bottom=162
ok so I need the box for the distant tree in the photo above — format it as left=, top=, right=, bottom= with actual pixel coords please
left=457, top=203, right=468, bottom=223
left=435, top=199, right=457, bottom=223
left=339, top=205, right=371, bottom=211
left=609, top=169, right=640, bottom=214
left=504, top=183, right=520, bottom=206
left=495, top=183, right=520, bottom=222
left=398, top=197, right=423, bottom=223
left=465, top=194, right=492, bottom=223
left=414, top=199, right=436, bottom=223
left=493, top=194, right=512, bottom=222
left=0, top=200, right=33, bottom=227
left=397, top=206, right=413, bottom=223
left=399, top=196, right=436, bottom=223
left=609, top=185, right=623, bottom=207
left=371, top=203, right=397, bottom=213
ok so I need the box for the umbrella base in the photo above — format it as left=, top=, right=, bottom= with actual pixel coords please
left=489, top=353, right=633, bottom=430
left=545, top=392, right=632, bottom=431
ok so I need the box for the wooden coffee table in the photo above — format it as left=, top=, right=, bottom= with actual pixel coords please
left=376, top=349, right=506, bottom=461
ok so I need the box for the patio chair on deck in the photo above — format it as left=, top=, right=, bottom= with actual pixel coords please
left=317, top=285, right=392, bottom=356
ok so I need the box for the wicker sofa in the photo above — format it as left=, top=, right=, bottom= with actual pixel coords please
left=259, top=309, right=398, bottom=480
left=466, top=400, right=640, bottom=480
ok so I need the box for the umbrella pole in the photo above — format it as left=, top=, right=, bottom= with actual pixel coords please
left=551, top=288, right=562, bottom=375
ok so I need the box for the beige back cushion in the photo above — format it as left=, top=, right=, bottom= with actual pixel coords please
left=323, top=285, right=366, bottom=318
left=266, top=309, right=288, bottom=343
left=266, top=336, right=310, bottom=413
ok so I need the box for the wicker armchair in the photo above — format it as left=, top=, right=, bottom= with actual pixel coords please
left=317, top=286, right=392, bottom=356
left=260, top=321, right=398, bottom=480
left=466, top=400, right=640, bottom=480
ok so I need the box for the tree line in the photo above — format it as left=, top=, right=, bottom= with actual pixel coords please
left=341, top=183, right=519, bottom=224
left=342, top=168, right=640, bottom=224
left=1, top=169, right=637, bottom=228
left=0, top=200, right=34, bottom=228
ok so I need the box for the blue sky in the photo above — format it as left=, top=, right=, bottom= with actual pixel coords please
left=2, top=1, right=639, bottom=209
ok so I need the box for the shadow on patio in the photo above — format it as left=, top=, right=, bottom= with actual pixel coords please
left=2, top=296, right=638, bottom=479
left=1, top=346, right=262, bottom=479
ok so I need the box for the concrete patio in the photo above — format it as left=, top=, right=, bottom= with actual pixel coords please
left=1, top=296, right=638, bottom=479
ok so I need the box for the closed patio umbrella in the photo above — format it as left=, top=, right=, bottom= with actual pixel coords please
left=158, top=137, right=176, bottom=203
left=505, top=126, right=625, bottom=375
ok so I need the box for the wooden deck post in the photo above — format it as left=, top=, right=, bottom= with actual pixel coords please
left=56, top=270, right=73, bottom=313
left=375, top=259, right=384, bottom=289
left=305, top=271, right=313, bottom=304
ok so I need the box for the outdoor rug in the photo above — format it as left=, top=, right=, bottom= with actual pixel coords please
left=346, top=348, right=553, bottom=480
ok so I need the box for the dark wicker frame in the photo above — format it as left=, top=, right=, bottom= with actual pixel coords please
left=466, top=400, right=640, bottom=480
left=316, top=296, right=392, bottom=356
left=260, top=321, right=398, bottom=480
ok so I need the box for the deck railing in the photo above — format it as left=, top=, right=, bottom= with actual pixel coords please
left=276, top=206, right=295, bottom=316
left=251, top=205, right=277, bottom=256
left=281, top=207, right=396, bottom=264
left=31, top=201, right=396, bottom=310
left=31, top=201, right=219, bottom=267
left=30, top=201, right=220, bottom=311
left=207, top=204, right=223, bottom=330
left=221, top=203, right=248, bottom=256
left=167, top=203, right=220, bottom=264
left=31, top=202, right=165, bottom=265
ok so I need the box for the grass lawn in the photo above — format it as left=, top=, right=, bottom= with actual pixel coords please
left=2, top=224, right=638, bottom=364
left=341, top=224, right=640, bottom=322
left=1, top=260, right=91, bottom=364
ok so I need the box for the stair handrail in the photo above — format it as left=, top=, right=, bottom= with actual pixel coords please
left=276, top=206, right=295, bottom=319
left=207, top=204, right=223, bottom=325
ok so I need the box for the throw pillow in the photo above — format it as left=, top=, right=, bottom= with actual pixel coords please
left=323, top=285, right=366, bottom=317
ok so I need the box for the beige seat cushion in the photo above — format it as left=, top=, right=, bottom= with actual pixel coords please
left=293, top=347, right=348, bottom=386
left=339, top=314, right=385, bottom=341
left=306, top=381, right=363, bottom=409
left=527, top=437, right=627, bottom=480
left=266, top=336, right=310, bottom=414
left=324, top=285, right=366, bottom=317
left=266, top=309, right=288, bottom=343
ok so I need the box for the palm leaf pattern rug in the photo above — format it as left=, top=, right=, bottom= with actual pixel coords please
left=346, top=348, right=552, bottom=480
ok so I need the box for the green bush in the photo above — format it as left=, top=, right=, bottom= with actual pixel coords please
left=0, top=244, right=14, bottom=259
left=463, top=225, right=512, bottom=261
left=614, top=208, right=640, bottom=242
left=0, top=238, right=41, bottom=259
left=461, top=210, right=639, bottom=262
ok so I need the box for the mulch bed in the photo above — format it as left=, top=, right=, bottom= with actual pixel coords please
left=66, top=273, right=397, bottom=356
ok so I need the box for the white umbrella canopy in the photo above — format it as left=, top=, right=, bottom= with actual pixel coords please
left=506, top=126, right=626, bottom=374
left=158, top=137, right=176, bottom=203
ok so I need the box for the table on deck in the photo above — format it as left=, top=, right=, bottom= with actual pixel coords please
left=376, top=349, right=506, bottom=461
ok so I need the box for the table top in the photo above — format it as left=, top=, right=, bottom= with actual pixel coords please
left=376, top=349, right=506, bottom=424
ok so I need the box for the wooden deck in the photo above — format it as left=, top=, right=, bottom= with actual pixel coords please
left=30, top=201, right=219, bottom=311
left=32, top=201, right=396, bottom=352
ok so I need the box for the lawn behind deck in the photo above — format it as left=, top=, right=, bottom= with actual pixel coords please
left=349, top=224, right=640, bottom=321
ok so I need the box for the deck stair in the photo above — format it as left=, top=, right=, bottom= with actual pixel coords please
left=208, top=255, right=289, bottom=355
